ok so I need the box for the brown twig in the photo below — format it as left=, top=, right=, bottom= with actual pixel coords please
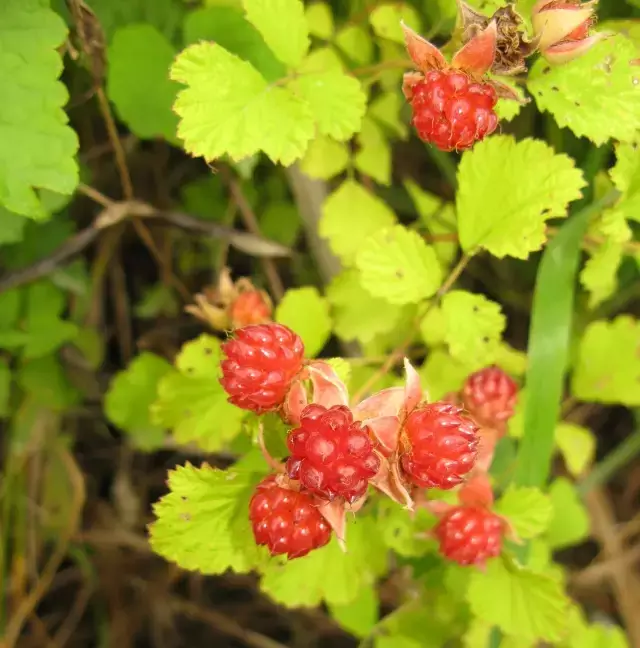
left=169, top=597, right=288, bottom=648
left=0, top=191, right=291, bottom=295
left=584, top=488, right=640, bottom=646
left=220, top=168, right=285, bottom=300
left=4, top=448, right=86, bottom=648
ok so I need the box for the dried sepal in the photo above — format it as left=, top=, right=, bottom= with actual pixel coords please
left=401, top=21, right=447, bottom=73
left=307, top=361, right=349, bottom=409
left=452, top=20, right=499, bottom=77
left=457, top=1, right=540, bottom=76
left=490, top=78, right=530, bottom=104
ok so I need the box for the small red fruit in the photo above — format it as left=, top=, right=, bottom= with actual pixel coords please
left=400, top=402, right=479, bottom=489
left=249, top=476, right=332, bottom=559
left=462, top=366, right=518, bottom=431
left=434, top=505, right=504, bottom=566
left=286, top=404, right=380, bottom=503
left=229, top=289, right=272, bottom=328
left=220, top=323, right=304, bottom=414
left=409, top=70, right=498, bottom=152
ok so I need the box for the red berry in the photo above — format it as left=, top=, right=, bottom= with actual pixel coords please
left=229, top=290, right=272, bottom=328
left=409, top=70, right=498, bottom=152
left=286, top=404, right=380, bottom=503
left=462, top=366, right=518, bottom=430
left=220, top=323, right=304, bottom=414
left=435, top=505, right=504, bottom=566
left=400, top=402, right=479, bottom=489
left=249, top=476, right=332, bottom=559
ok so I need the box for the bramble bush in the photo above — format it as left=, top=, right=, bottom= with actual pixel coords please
left=1, top=0, right=640, bottom=646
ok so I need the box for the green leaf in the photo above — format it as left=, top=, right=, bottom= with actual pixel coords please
left=405, top=179, right=457, bottom=267
left=418, top=305, right=446, bottom=348
left=242, top=0, right=309, bottom=68
left=572, top=316, right=640, bottom=406
left=328, top=585, right=378, bottom=638
left=260, top=201, right=301, bottom=247
left=369, top=3, right=421, bottom=43
left=259, top=514, right=386, bottom=607
left=149, top=464, right=264, bottom=574
left=151, top=335, right=246, bottom=451
left=369, top=92, right=408, bottom=139
left=377, top=500, right=435, bottom=557
left=320, top=180, right=396, bottom=264
left=419, top=349, right=471, bottom=400
left=305, top=2, right=334, bottom=40
left=528, top=36, right=640, bottom=145
left=568, top=621, right=630, bottom=648
left=354, top=118, right=392, bottom=185
left=493, top=76, right=525, bottom=122
left=17, top=355, right=79, bottom=410
left=107, top=24, right=179, bottom=142
left=456, top=136, right=585, bottom=258
left=105, top=352, right=173, bottom=451
left=494, top=486, right=553, bottom=540
left=21, top=281, right=79, bottom=359
left=299, top=135, right=349, bottom=179
left=356, top=226, right=443, bottom=305
left=86, top=0, right=183, bottom=43
left=171, top=42, right=314, bottom=165
left=183, top=6, right=286, bottom=82
left=580, top=242, right=623, bottom=308
left=275, top=287, right=332, bottom=357
left=546, top=477, right=590, bottom=549
left=0, top=359, right=11, bottom=418
left=335, top=25, right=373, bottom=64
left=440, top=291, right=505, bottom=368
left=288, top=67, right=366, bottom=141
left=326, top=269, right=404, bottom=344
left=609, top=140, right=640, bottom=224
left=467, top=557, right=570, bottom=642
left=555, top=423, right=595, bottom=477
left=0, top=0, right=79, bottom=218
left=0, top=206, right=27, bottom=245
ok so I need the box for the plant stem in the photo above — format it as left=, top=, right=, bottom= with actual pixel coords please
left=578, top=428, right=640, bottom=495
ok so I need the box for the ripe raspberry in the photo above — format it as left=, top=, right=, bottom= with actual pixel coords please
left=220, top=323, right=304, bottom=414
left=400, top=402, right=479, bottom=489
left=410, top=70, right=498, bottom=152
left=435, top=505, right=504, bottom=566
left=462, top=366, right=518, bottom=430
left=249, top=476, right=332, bottom=559
left=286, top=404, right=380, bottom=503
left=229, top=290, right=272, bottom=329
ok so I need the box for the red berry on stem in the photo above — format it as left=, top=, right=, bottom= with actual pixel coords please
left=286, top=404, right=380, bottom=503
left=220, top=323, right=304, bottom=414
left=400, top=402, right=479, bottom=489
left=435, top=505, right=504, bottom=566
left=410, top=70, right=498, bottom=152
left=462, top=366, right=518, bottom=430
left=249, top=477, right=332, bottom=559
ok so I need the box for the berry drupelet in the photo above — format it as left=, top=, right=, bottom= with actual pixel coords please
left=220, top=323, right=305, bottom=414
left=249, top=476, right=332, bottom=559
left=434, top=505, right=504, bottom=566
left=410, top=70, right=498, bottom=152
left=400, top=402, right=479, bottom=489
left=462, top=365, right=518, bottom=431
left=286, top=404, right=381, bottom=503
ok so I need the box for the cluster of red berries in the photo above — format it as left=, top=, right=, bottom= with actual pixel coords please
left=219, top=322, right=518, bottom=566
